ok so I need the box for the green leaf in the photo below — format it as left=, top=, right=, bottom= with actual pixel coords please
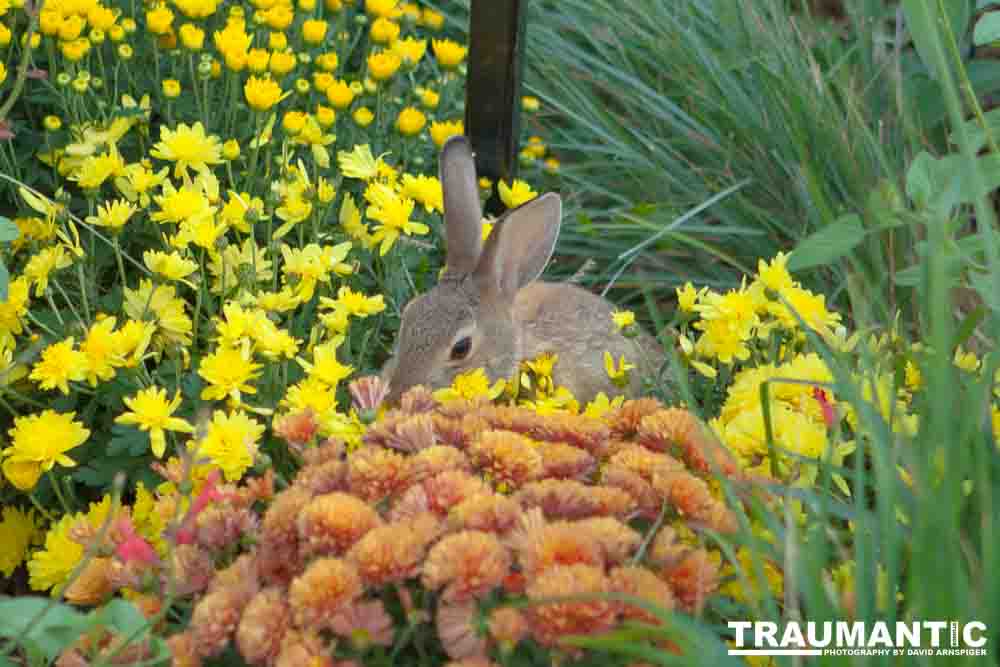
left=903, top=0, right=971, bottom=80
left=74, top=455, right=145, bottom=487
left=0, top=598, right=93, bottom=661
left=90, top=599, right=149, bottom=639
left=0, top=216, right=20, bottom=243
left=951, top=107, right=1000, bottom=152
left=905, top=151, right=936, bottom=209
left=953, top=306, right=986, bottom=348
left=974, top=10, right=1000, bottom=45
left=107, top=423, right=149, bottom=457
left=788, top=215, right=867, bottom=271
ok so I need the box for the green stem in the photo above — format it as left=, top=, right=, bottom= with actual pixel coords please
left=941, top=6, right=1000, bottom=158
left=26, top=311, right=60, bottom=338
left=47, top=469, right=72, bottom=514
left=44, top=291, right=66, bottom=327
left=27, top=493, right=56, bottom=522
left=0, top=4, right=40, bottom=122
left=75, top=262, right=90, bottom=322
left=0, top=385, right=49, bottom=409
left=760, top=380, right=780, bottom=479
left=113, top=235, right=129, bottom=289
left=245, top=112, right=264, bottom=193
left=50, top=277, right=86, bottom=330
left=191, top=249, right=206, bottom=351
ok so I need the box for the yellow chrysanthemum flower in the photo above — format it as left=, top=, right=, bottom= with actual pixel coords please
left=604, top=352, right=635, bottom=389
left=319, top=286, right=385, bottom=322
left=396, top=107, right=426, bottom=136
left=30, top=338, right=88, bottom=395
left=196, top=410, right=265, bottom=482
left=123, top=280, right=193, bottom=350
left=611, top=309, right=635, bottom=330
left=297, top=339, right=354, bottom=389
left=116, top=387, right=196, bottom=458
left=143, top=250, right=199, bottom=283
left=400, top=174, right=444, bottom=214
left=2, top=410, right=90, bottom=490
left=433, top=368, right=505, bottom=403
left=392, top=36, right=427, bottom=66
left=367, top=50, right=401, bottom=81
left=150, top=122, right=224, bottom=178
left=0, top=506, right=38, bottom=577
left=498, top=179, right=538, bottom=209
left=245, top=75, right=288, bottom=111
left=429, top=119, right=464, bottom=148
left=366, top=184, right=429, bottom=255
left=80, top=316, right=126, bottom=386
left=85, top=198, right=137, bottom=231
left=431, top=38, right=467, bottom=68
left=28, top=497, right=112, bottom=594
left=337, top=144, right=381, bottom=180
left=199, top=342, right=263, bottom=404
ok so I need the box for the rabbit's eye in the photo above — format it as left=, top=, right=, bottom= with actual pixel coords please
left=450, top=336, right=472, bottom=361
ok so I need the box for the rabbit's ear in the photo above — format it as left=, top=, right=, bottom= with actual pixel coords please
left=476, top=192, right=561, bottom=300
left=440, top=136, right=483, bottom=276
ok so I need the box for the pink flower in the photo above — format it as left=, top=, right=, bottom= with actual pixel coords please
left=176, top=470, right=226, bottom=545
left=115, top=521, right=160, bottom=566
left=812, top=387, right=837, bottom=428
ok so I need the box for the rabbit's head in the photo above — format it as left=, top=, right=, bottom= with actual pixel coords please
left=381, top=136, right=561, bottom=403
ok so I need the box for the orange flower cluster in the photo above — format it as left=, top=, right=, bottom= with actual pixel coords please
left=162, top=385, right=747, bottom=665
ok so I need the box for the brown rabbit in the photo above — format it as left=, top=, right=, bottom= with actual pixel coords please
left=380, top=136, right=663, bottom=404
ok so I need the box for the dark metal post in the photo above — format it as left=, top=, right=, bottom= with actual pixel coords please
left=465, top=0, right=527, bottom=215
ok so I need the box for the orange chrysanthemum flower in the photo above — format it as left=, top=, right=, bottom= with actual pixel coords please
left=609, top=565, right=675, bottom=625
left=470, top=430, right=544, bottom=490
left=63, top=557, right=115, bottom=605
left=661, top=548, right=719, bottom=613
left=448, top=492, right=522, bottom=535
left=651, top=468, right=738, bottom=534
left=293, top=459, right=348, bottom=496
left=437, top=601, right=489, bottom=660
left=422, top=530, right=511, bottom=603
left=406, top=445, right=471, bottom=483
left=600, top=463, right=661, bottom=518
left=258, top=488, right=312, bottom=586
left=636, top=408, right=741, bottom=479
left=288, top=558, right=364, bottom=628
left=487, top=607, right=528, bottom=651
left=514, top=479, right=634, bottom=521
left=274, top=409, right=320, bottom=448
left=525, top=564, right=618, bottom=648
left=190, top=589, right=251, bottom=658
left=274, top=630, right=331, bottom=667
left=347, top=446, right=408, bottom=501
left=330, top=600, right=395, bottom=649
left=346, top=518, right=432, bottom=587
left=576, top=517, right=642, bottom=566
left=236, top=588, right=292, bottom=665
left=534, top=441, right=595, bottom=479
left=298, top=492, right=383, bottom=557
left=509, top=510, right=604, bottom=579
left=607, top=398, right=663, bottom=438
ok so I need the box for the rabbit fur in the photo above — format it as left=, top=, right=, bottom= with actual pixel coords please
left=380, top=136, right=663, bottom=404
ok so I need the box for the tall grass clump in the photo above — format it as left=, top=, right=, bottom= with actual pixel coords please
left=525, top=0, right=920, bottom=305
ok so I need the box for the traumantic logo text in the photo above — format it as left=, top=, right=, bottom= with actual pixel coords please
left=728, top=621, right=989, bottom=657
